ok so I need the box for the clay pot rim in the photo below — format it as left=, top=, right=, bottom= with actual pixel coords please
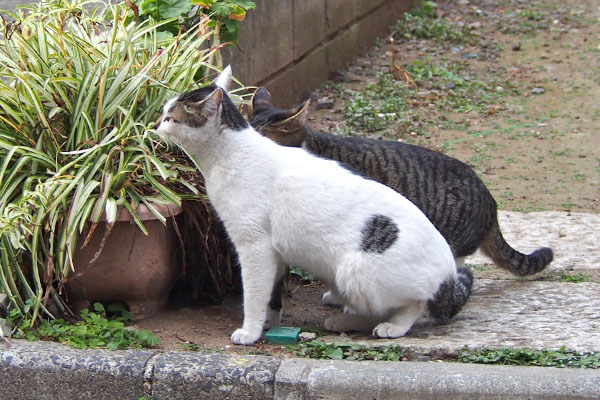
left=113, top=202, right=183, bottom=222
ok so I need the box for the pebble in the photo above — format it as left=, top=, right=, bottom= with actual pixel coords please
left=317, top=97, right=335, bottom=110
left=532, top=87, right=546, bottom=94
left=341, top=73, right=364, bottom=83
left=299, top=332, right=317, bottom=341
left=512, top=42, right=521, bottom=51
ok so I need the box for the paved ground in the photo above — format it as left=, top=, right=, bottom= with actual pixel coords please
left=2, top=340, right=600, bottom=400
left=1, top=211, right=599, bottom=399
left=310, top=211, right=600, bottom=357
left=0, top=0, right=598, bottom=397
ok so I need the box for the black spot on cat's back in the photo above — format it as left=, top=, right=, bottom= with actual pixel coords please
left=360, top=214, right=399, bottom=254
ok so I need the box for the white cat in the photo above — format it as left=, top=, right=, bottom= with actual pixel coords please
left=156, top=67, right=472, bottom=345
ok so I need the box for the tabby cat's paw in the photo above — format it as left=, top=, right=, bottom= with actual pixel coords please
left=264, top=309, right=282, bottom=330
left=372, top=322, right=409, bottom=339
left=322, top=291, right=343, bottom=306
left=231, top=328, right=261, bottom=345
left=324, top=316, right=345, bottom=332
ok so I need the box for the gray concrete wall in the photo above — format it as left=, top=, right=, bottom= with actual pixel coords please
left=223, top=0, right=418, bottom=107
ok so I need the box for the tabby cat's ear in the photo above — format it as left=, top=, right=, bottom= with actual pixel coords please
left=278, top=99, right=310, bottom=126
left=214, top=65, right=232, bottom=91
left=251, top=87, right=272, bottom=108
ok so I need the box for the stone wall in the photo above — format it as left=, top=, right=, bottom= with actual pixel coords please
left=223, top=0, right=418, bottom=107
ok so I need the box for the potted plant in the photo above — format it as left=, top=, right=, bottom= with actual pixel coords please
left=0, top=0, right=245, bottom=326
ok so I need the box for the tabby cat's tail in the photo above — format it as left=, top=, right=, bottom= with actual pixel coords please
left=481, top=219, right=553, bottom=276
left=427, top=267, right=473, bottom=323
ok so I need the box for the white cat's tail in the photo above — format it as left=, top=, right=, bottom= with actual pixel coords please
left=427, top=267, right=473, bottom=323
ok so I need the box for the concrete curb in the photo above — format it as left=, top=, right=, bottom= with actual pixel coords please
left=1, top=340, right=599, bottom=399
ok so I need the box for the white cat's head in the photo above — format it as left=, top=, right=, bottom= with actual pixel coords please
left=156, top=66, right=247, bottom=148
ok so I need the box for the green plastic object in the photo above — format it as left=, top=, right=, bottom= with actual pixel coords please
left=265, top=327, right=302, bottom=345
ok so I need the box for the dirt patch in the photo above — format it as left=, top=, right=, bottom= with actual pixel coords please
left=137, top=0, right=599, bottom=355
left=310, top=0, right=600, bottom=213
left=136, top=276, right=333, bottom=355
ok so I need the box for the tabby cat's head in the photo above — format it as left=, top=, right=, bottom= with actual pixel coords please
left=156, top=66, right=247, bottom=148
left=248, top=87, right=310, bottom=148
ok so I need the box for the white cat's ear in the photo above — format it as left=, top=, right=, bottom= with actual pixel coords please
left=251, top=87, right=272, bottom=108
left=214, top=65, right=233, bottom=91
left=202, top=88, right=224, bottom=116
left=184, top=88, right=223, bottom=118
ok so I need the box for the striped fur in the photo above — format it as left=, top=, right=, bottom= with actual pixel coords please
left=428, top=267, right=473, bottom=323
left=249, top=88, right=553, bottom=277
left=157, top=73, right=462, bottom=344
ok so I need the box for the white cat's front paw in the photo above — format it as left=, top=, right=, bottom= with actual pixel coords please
left=231, top=328, right=261, bottom=345
left=372, top=322, right=409, bottom=339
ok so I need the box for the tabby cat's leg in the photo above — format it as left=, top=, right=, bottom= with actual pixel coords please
left=372, top=301, right=426, bottom=338
left=231, top=243, right=282, bottom=345
left=324, top=313, right=377, bottom=333
left=265, top=264, right=287, bottom=330
left=322, top=288, right=344, bottom=306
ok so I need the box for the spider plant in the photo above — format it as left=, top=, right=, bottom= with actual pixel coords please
left=0, top=0, right=236, bottom=325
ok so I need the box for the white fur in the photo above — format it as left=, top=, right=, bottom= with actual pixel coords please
left=157, top=78, right=456, bottom=345
left=214, top=65, right=232, bottom=90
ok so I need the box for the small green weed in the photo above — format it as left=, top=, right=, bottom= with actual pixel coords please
left=181, top=342, right=202, bottom=351
left=558, top=271, right=592, bottom=283
left=9, top=303, right=161, bottom=350
left=458, top=346, right=600, bottom=368
left=287, top=341, right=405, bottom=361
left=496, top=8, right=549, bottom=35
left=395, top=1, right=476, bottom=44
left=574, top=171, right=587, bottom=182
left=344, top=93, right=396, bottom=132
left=343, top=72, right=411, bottom=133
left=466, top=264, right=492, bottom=272
left=290, top=267, right=317, bottom=283
left=441, top=138, right=466, bottom=151
left=406, top=58, right=508, bottom=113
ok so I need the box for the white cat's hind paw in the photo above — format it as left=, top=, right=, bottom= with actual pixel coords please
left=231, top=328, right=261, bottom=345
left=372, top=322, right=409, bottom=339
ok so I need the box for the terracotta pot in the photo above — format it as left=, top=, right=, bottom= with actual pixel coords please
left=67, top=203, right=182, bottom=320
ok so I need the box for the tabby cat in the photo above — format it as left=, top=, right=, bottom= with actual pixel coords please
left=249, top=87, right=554, bottom=279
left=156, top=67, right=473, bottom=345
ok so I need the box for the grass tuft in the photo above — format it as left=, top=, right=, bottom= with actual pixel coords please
left=458, top=346, right=600, bottom=369
left=287, top=341, right=405, bottom=361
